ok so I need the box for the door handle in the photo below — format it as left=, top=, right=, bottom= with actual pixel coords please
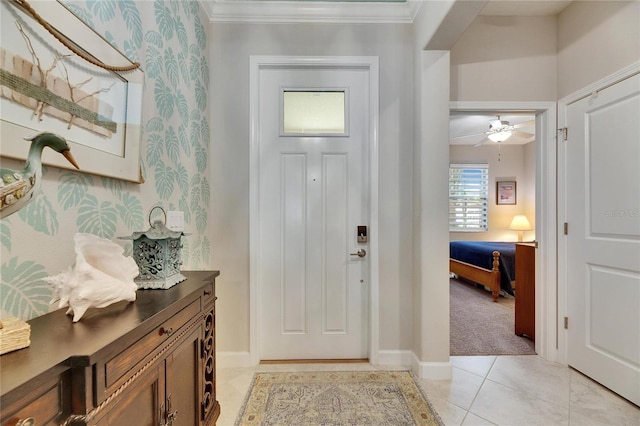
left=350, top=249, right=366, bottom=258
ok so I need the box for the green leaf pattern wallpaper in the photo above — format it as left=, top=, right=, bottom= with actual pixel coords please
left=0, top=0, right=211, bottom=321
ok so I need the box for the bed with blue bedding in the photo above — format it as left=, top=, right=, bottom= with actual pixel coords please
left=449, top=241, right=516, bottom=302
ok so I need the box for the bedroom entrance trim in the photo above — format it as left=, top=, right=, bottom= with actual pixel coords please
left=249, top=56, right=380, bottom=365
left=449, top=101, right=558, bottom=362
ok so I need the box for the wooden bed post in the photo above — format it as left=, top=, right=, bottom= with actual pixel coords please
left=491, top=251, right=500, bottom=302
left=449, top=248, right=505, bottom=302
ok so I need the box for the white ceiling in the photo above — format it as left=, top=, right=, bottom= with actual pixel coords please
left=199, top=0, right=420, bottom=23
left=450, top=113, right=536, bottom=146
left=200, top=0, right=573, bottom=23
left=480, top=0, right=572, bottom=16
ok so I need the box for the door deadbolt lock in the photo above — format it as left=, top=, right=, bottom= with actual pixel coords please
left=357, top=225, right=367, bottom=243
left=350, top=249, right=366, bottom=258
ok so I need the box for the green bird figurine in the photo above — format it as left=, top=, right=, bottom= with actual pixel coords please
left=1, top=132, right=79, bottom=218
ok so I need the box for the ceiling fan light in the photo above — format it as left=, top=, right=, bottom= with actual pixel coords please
left=488, top=130, right=512, bottom=142
left=489, top=119, right=502, bottom=128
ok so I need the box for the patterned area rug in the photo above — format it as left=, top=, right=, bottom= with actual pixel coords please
left=235, top=370, right=443, bottom=425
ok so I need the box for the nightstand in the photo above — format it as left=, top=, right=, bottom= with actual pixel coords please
left=515, top=242, right=536, bottom=341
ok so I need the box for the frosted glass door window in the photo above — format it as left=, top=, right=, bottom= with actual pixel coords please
left=282, top=91, right=347, bottom=136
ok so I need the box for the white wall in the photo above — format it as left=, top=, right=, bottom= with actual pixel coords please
left=410, top=1, right=485, bottom=377
left=413, top=50, right=452, bottom=378
left=557, top=1, right=640, bottom=99
left=450, top=143, right=535, bottom=242
left=210, top=23, right=415, bottom=355
left=209, top=0, right=640, bottom=367
left=523, top=140, right=536, bottom=239
left=450, top=16, right=558, bottom=102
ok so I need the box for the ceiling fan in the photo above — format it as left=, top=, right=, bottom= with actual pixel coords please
left=473, top=116, right=535, bottom=147
left=451, top=115, right=535, bottom=147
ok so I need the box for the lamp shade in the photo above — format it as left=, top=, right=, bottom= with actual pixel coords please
left=509, top=214, right=532, bottom=231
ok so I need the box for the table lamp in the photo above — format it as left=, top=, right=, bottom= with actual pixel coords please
left=510, top=214, right=532, bottom=242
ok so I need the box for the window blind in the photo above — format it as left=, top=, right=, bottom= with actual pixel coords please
left=449, top=164, right=488, bottom=231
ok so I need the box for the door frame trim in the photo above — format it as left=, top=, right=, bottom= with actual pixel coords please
left=450, top=101, right=558, bottom=363
left=249, top=56, right=380, bottom=364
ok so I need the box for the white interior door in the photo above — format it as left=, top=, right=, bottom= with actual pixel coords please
left=258, top=65, right=370, bottom=360
left=566, top=73, right=640, bottom=405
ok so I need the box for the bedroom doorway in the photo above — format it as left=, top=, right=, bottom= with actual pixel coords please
left=448, top=102, right=557, bottom=358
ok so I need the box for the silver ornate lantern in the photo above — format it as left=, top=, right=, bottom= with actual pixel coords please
left=120, top=206, right=187, bottom=289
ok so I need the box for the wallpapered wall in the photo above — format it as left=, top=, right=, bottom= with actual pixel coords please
left=0, top=0, right=211, bottom=321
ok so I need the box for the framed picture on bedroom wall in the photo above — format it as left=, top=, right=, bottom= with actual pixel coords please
left=496, top=180, right=517, bottom=205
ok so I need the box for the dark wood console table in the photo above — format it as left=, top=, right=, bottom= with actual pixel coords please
left=1, top=271, right=220, bottom=426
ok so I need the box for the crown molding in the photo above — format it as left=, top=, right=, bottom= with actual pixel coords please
left=199, top=0, right=422, bottom=24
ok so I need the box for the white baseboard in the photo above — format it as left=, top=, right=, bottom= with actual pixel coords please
left=376, top=350, right=413, bottom=367
left=411, top=352, right=452, bottom=380
left=377, top=350, right=452, bottom=380
left=217, top=350, right=451, bottom=379
left=216, top=351, right=255, bottom=368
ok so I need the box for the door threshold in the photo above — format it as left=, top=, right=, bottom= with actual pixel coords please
left=260, top=358, right=369, bottom=365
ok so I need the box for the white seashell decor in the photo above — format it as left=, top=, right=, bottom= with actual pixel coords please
left=45, top=233, right=139, bottom=322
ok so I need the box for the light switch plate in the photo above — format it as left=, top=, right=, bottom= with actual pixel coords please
left=166, top=211, right=184, bottom=232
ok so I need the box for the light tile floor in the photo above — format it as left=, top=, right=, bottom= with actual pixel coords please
left=216, top=355, right=640, bottom=426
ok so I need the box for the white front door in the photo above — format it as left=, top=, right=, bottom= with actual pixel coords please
left=566, top=73, right=640, bottom=405
left=258, top=65, right=370, bottom=360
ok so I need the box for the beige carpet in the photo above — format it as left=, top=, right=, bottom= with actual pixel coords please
left=450, top=278, right=536, bottom=355
left=235, top=370, right=443, bottom=426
